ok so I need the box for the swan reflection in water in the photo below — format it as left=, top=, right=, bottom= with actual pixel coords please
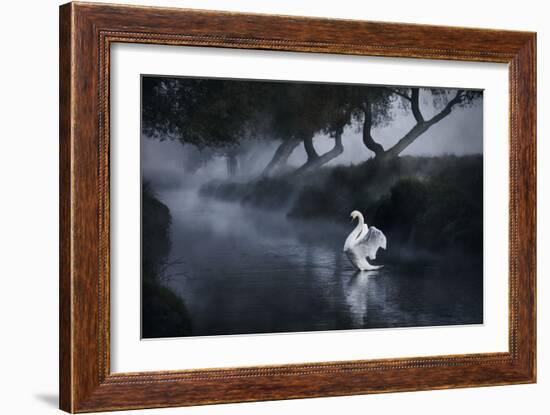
left=342, top=269, right=386, bottom=327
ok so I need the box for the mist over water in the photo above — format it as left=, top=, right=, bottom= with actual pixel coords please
left=153, top=184, right=482, bottom=336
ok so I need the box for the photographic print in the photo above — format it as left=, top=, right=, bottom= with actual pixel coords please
left=140, top=76, right=483, bottom=339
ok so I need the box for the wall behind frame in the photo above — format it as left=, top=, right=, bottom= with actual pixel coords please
left=0, top=0, right=546, bottom=414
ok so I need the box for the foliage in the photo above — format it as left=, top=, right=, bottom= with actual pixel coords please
left=202, top=155, right=483, bottom=258
left=142, top=277, right=192, bottom=338
left=142, top=76, right=482, bottom=175
left=142, top=182, right=172, bottom=278
left=368, top=157, right=483, bottom=257
left=141, top=182, right=192, bottom=338
left=200, top=175, right=296, bottom=209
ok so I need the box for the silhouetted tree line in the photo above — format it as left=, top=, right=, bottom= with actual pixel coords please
left=142, top=77, right=481, bottom=177
left=289, top=155, right=483, bottom=259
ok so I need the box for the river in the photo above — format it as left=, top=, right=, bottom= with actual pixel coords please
left=157, top=188, right=483, bottom=337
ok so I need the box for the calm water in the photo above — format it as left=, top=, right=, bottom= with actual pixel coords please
left=158, top=188, right=483, bottom=337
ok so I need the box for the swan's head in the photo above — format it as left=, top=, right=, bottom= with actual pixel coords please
left=350, top=210, right=362, bottom=222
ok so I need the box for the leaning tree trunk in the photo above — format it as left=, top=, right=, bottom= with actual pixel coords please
left=362, top=103, right=386, bottom=158
left=293, top=133, right=344, bottom=175
left=303, top=135, right=319, bottom=162
left=262, top=138, right=301, bottom=177
left=366, top=88, right=466, bottom=162
left=381, top=122, right=429, bottom=160
left=382, top=89, right=465, bottom=159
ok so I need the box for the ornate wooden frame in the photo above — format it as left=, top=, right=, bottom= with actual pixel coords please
left=59, top=2, right=536, bottom=412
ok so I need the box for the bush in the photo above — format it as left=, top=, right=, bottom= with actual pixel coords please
left=142, top=277, right=192, bottom=338
left=242, top=176, right=296, bottom=208
left=373, top=178, right=429, bottom=244
left=290, top=155, right=483, bottom=257
left=199, top=155, right=483, bottom=258
left=142, top=182, right=172, bottom=279
left=141, top=181, right=193, bottom=337
left=200, top=174, right=298, bottom=209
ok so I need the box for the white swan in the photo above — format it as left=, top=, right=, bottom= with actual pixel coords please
left=344, top=210, right=387, bottom=271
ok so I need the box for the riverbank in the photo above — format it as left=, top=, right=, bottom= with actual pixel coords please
left=200, top=155, right=483, bottom=261
left=141, top=183, right=192, bottom=338
left=153, top=179, right=482, bottom=336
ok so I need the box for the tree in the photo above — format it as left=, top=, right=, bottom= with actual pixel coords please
left=142, top=77, right=260, bottom=177
left=251, top=82, right=352, bottom=176
left=256, top=82, right=309, bottom=176
left=264, top=83, right=353, bottom=176
left=142, top=77, right=314, bottom=177
left=359, top=87, right=482, bottom=160
left=261, top=138, right=302, bottom=176
left=142, top=76, right=482, bottom=180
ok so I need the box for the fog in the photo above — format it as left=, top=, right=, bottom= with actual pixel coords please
left=142, top=96, right=482, bottom=190
left=157, top=186, right=482, bottom=336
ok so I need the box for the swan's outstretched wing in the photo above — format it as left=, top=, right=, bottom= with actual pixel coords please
left=355, top=226, right=387, bottom=260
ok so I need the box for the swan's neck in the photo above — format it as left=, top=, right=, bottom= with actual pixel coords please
left=345, top=213, right=366, bottom=249
left=354, top=213, right=365, bottom=238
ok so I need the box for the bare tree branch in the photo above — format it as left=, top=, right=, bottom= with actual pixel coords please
left=384, top=89, right=465, bottom=159
left=388, top=88, right=412, bottom=101
left=426, top=89, right=465, bottom=125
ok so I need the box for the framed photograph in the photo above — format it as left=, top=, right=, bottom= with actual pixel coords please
left=59, top=2, right=536, bottom=412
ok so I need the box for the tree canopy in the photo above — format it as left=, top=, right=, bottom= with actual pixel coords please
left=142, top=76, right=482, bottom=176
